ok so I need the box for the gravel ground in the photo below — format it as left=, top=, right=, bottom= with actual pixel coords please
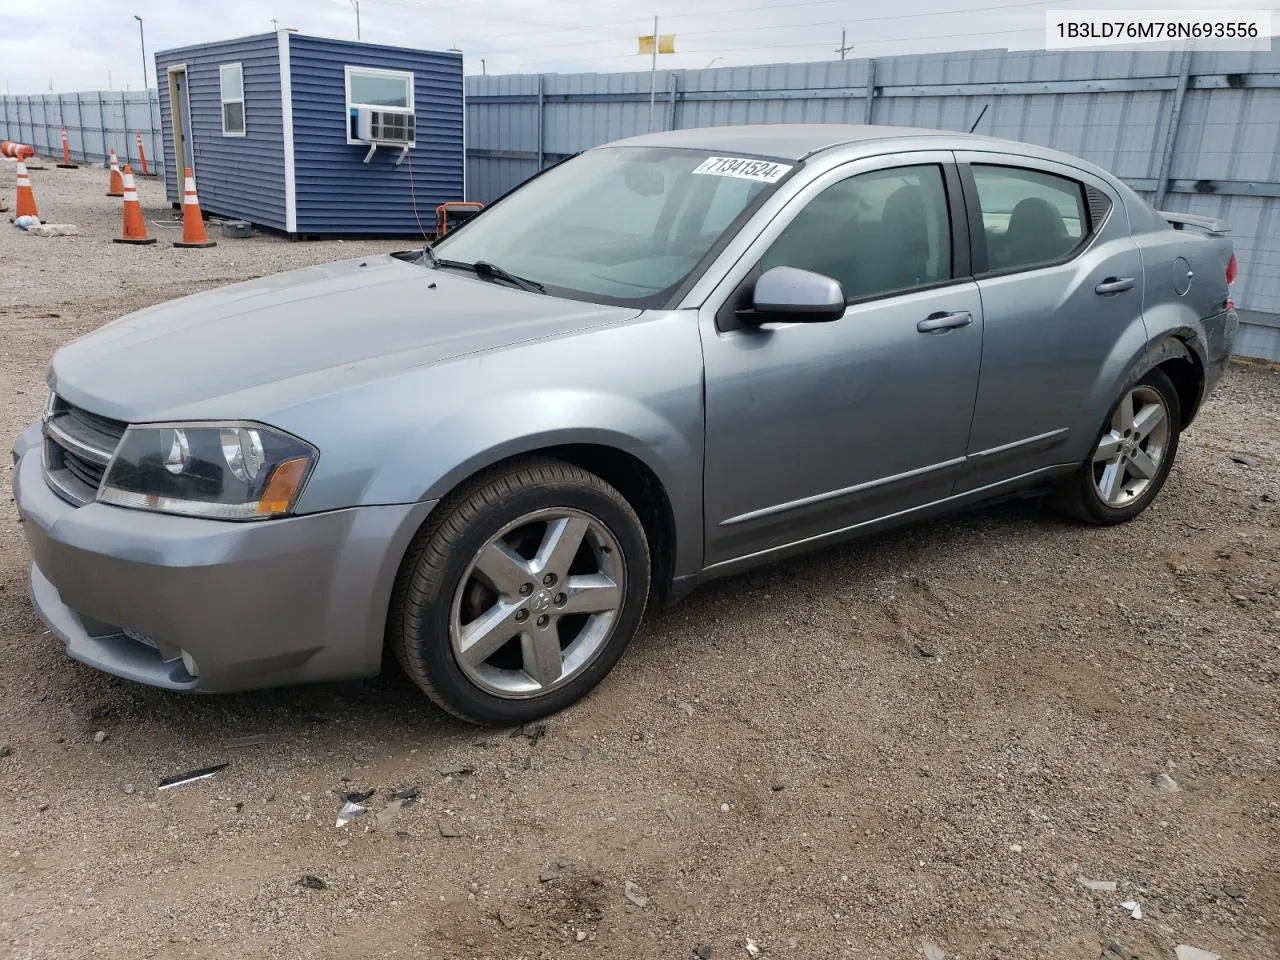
left=2, top=163, right=1278, bottom=960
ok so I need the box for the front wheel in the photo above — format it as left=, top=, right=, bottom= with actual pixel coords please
left=1052, top=367, right=1182, bottom=525
left=390, top=457, right=651, bottom=726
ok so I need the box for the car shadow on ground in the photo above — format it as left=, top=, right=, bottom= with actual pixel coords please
left=39, top=496, right=1056, bottom=759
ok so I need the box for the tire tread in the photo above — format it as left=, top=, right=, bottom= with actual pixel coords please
left=389, top=456, right=647, bottom=723
left=1051, top=368, right=1182, bottom=526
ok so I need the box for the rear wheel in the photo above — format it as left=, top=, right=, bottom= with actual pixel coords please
left=390, top=457, right=650, bottom=726
left=1052, top=367, right=1182, bottom=525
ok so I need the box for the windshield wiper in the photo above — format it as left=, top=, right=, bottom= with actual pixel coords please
left=425, top=251, right=545, bottom=294
left=471, top=260, right=545, bottom=294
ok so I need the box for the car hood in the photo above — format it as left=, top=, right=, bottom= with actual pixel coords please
left=49, top=254, right=641, bottom=423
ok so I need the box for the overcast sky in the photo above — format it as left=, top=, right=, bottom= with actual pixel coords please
left=2, top=0, right=1274, bottom=93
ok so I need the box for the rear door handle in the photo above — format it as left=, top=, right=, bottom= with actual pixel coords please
left=1094, top=277, right=1136, bottom=295
left=917, top=311, right=973, bottom=333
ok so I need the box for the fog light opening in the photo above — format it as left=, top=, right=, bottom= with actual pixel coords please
left=181, top=650, right=200, bottom=678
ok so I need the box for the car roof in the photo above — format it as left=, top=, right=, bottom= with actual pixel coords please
left=603, top=123, right=1055, bottom=163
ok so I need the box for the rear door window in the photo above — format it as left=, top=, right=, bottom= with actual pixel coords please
left=971, top=165, right=1091, bottom=273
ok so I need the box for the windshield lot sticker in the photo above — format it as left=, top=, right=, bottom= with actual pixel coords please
left=692, top=157, right=792, bottom=183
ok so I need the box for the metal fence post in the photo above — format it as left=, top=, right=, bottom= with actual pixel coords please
left=75, top=93, right=84, bottom=163
left=667, top=73, right=679, bottom=131
left=863, top=58, right=877, bottom=124
left=150, top=88, right=161, bottom=176
left=1153, top=47, right=1193, bottom=209
left=536, top=74, right=545, bottom=172
left=97, top=91, right=109, bottom=164
left=122, top=91, right=133, bottom=167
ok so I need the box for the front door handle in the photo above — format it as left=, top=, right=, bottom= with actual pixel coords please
left=917, top=311, right=973, bottom=333
left=1094, top=277, right=1136, bottom=295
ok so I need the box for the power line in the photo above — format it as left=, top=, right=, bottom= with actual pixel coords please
left=466, top=0, right=1066, bottom=54
left=701, top=25, right=1042, bottom=51
left=445, top=0, right=1064, bottom=49
left=357, top=0, right=623, bottom=33
left=680, top=10, right=1045, bottom=40
left=493, top=23, right=1043, bottom=71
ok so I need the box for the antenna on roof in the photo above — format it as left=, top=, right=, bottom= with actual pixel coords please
left=968, top=103, right=989, bottom=134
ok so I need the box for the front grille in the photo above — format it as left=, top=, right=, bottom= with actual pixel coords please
left=42, top=395, right=128, bottom=506
left=61, top=449, right=105, bottom=489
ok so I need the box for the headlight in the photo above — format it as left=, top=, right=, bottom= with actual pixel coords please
left=98, top=422, right=317, bottom=520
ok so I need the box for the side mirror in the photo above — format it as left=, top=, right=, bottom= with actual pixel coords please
left=743, top=266, right=845, bottom=324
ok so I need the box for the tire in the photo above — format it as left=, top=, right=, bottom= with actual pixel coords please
left=390, top=456, right=651, bottom=726
left=1052, top=367, right=1182, bottom=525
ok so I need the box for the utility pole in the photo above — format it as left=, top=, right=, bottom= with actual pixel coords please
left=134, top=16, right=148, bottom=88
left=350, top=0, right=361, bottom=40
left=271, top=17, right=278, bottom=29
left=836, top=28, right=854, bottom=60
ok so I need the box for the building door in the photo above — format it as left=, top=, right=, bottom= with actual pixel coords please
left=166, top=65, right=195, bottom=176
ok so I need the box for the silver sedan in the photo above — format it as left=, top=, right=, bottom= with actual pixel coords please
left=12, top=124, right=1238, bottom=724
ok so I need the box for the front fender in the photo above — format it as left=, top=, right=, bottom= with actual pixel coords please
left=378, top=388, right=701, bottom=579
left=411, top=394, right=693, bottom=506
left=280, top=311, right=707, bottom=579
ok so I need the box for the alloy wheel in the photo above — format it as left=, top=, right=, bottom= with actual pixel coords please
left=449, top=508, right=625, bottom=698
left=1091, top=384, right=1171, bottom=507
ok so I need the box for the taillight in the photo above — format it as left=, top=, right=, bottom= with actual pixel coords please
left=1226, top=253, right=1238, bottom=309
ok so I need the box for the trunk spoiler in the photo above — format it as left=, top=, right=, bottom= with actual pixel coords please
left=1160, top=211, right=1231, bottom=236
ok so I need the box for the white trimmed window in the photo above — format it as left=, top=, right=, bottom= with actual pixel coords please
left=220, top=63, right=245, bottom=136
left=345, top=66, right=414, bottom=143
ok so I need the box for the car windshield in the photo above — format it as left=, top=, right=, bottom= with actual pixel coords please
left=430, top=147, right=792, bottom=307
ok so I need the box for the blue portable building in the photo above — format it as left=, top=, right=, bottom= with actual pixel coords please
left=154, top=31, right=464, bottom=237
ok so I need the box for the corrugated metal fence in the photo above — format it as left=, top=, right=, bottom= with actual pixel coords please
left=3, top=49, right=1277, bottom=354
left=1, top=91, right=161, bottom=173
left=465, top=46, right=1280, bottom=343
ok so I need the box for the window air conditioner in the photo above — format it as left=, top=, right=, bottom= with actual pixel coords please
left=354, top=107, right=415, bottom=145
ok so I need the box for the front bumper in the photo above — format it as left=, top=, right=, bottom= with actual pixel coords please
left=12, top=422, right=436, bottom=693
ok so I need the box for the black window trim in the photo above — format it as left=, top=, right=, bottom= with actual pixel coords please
left=715, top=159, right=973, bottom=332
left=959, top=160, right=1106, bottom=279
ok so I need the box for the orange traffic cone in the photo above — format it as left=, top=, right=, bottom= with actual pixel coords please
left=2, top=141, right=35, bottom=160
left=174, top=168, right=216, bottom=248
left=106, top=148, right=124, bottom=197
left=57, top=127, right=78, bottom=169
left=112, top=165, right=155, bottom=245
left=14, top=160, right=39, bottom=220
